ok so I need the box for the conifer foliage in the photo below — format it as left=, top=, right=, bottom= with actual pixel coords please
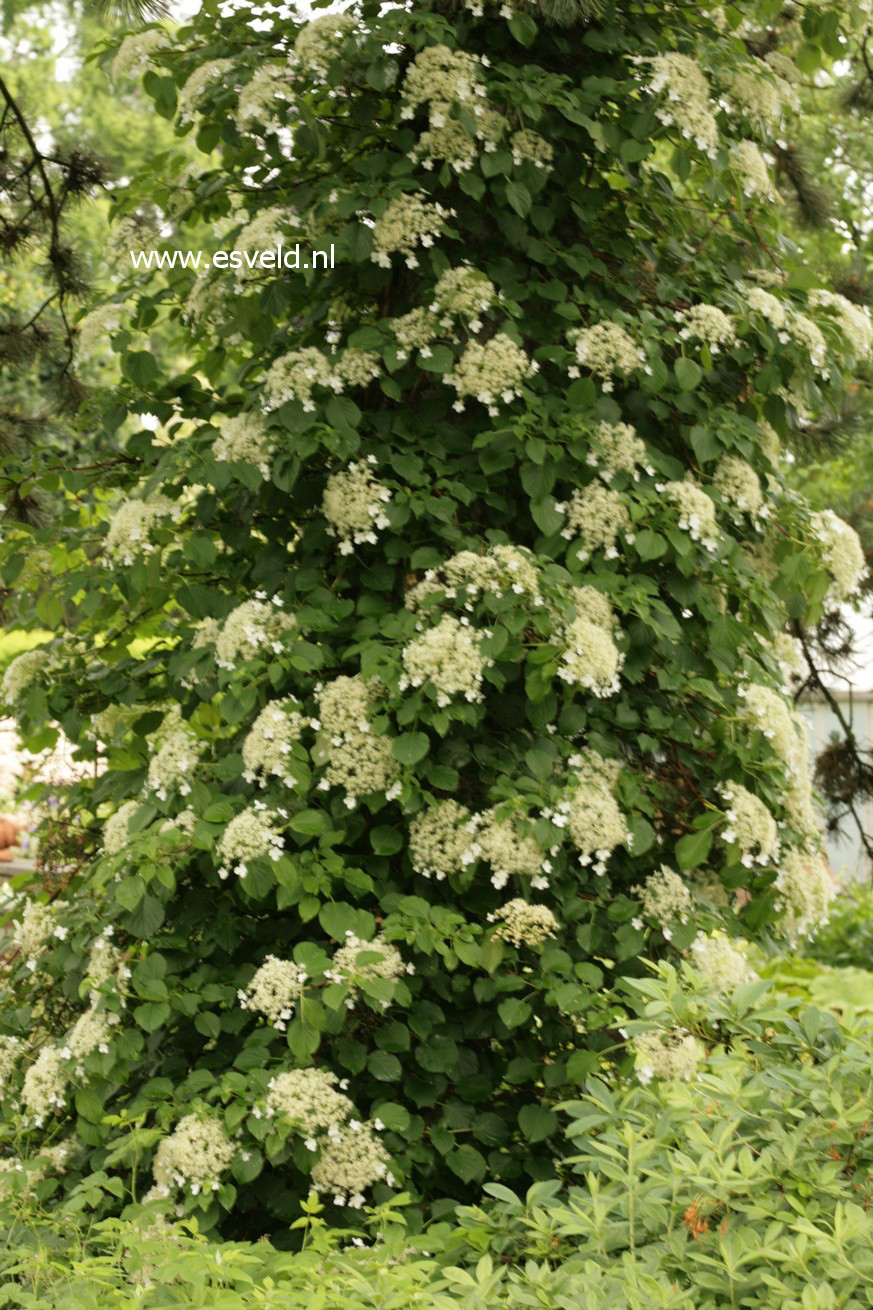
left=0, top=0, right=869, bottom=1236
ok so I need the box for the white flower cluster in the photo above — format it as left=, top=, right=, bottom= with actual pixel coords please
left=447, top=334, right=537, bottom=415
left=76, top=303, right=122, bottom=359
left=238, top=955, right=307, bottom=1030
left=634, top=1027, right=703, bottom=1085
left=218, top=806, right=284, bottom=880
left=632, top=865, right=691, bottom=939
left=810, top=289, right=873, bottom=360
left=22, top=1045, right=67, bottom=1125
left=585, top=420, right=651, bottom=482
left=371, top=194, right=453, bottom=269
left=401, top=45, right=484, bottom=117
left=491, top=899, right=559, bottom=948
left=105, top=495, right=178, bottom=566
left=215, top=598, right=296, bottom=670
left=293, top=13, right=355, bottom=76
left=1, top=648, right=50, bottom=703
left=772, top=631, right=805, bottom=687
left=322, top=459, right=392, bottom=553
left=559, top=484, right=631, bottom=561
left=677, top=304, right=736, bottom=353
left=570, top=586, right=617, bottom=630
left=746, top=286, right=787, bottom=329
left=151, top=1115, right=234, bottom=1198
left=663, top=479, right=719, bottom=549
left=638, top=52, right=718, bottom=156
left=0, top=1036, right=21, bottom=1098
left=401, top=614, right=489, bottom=706
left=723, top=66, right=787, bottom=128
left=791, top=313, right=828, bottom=373
left=147, top=724, right=200, bottom=801
left=235, top=66, right=289, bottom=135
left=474, top=809, right=547, bottom=890
left=720, top=784, right=779, bottom=867
left=178, top=59, right=234, bottom=124
left=334, top=349, right=382, bottom=390
left=406, top=543, right=541, bottom=610
left=409, top=800, right=476, bottom=880
left=391, top=306, right=439, bottom=358
left=265, top=1067, right=353, bottom=1137
left=111, top=29, right=168, bottom=82
left=739, top=682, right=810, bottom=781
left=242, top=698, right=305, bottom=787
left=64, top=1006, right=116, bottom=1068
left=311, top=1121, right=391, bottom=1207
left=12, top=899, right=66, bottom=970
left=689, top=932, right=756, bottom=994
left=315, top=675, right=400, bottom=806
left=730, top=140, right=781, bottom=204
left=712, top=455, right=763, bottom=516
left=558, top=616, right=624, bottom=698
left=86, top=931, right=126, bottom=998
left=561, top=752, right=630, bottom=877
left=213, top=413, right=273, bottom=478
left=811, top=509, right=867, bottom=602
left=775, top=848, right=834, bottom=941
left=431, top=266, right=496, bottom=331
left=572, top=322, right=645, bottom=392
left=235, top=207, right=291, bottom=256
left=102, top=799, right=141, bottom=856
left=326, top=932, right=407, bottom=1008
left=261, top=347, right=337, bottom=414
left=510, top=128, right=554, bottom=170
left=401, top=46, right=495, bottom=174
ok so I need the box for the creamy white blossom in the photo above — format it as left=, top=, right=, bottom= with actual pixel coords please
left=238, top=955, right=307, bottom=1030
left=322, top=461, right=392, bottom=553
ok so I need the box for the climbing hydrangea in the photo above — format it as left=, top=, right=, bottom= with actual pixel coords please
left=265, top=1068, right=353, bottom=1138
left=401, top=615, right=489, bottom=706
left=213, top=413, right=273, bottom=477
left=322, top=460, right=392, bottom=553
left=633, top=865, right=692, bottom=938
left=446, top=334, right=537, bottom=414
left=315, top=675, right=400, bottom=805
left=475, top=810, right=547, bottom=890
left=371, top=194, right=452, bottom=268
left=720, top=784, right=780, bottom=866
left=217, top=807, right=284, bottom=878
left=572, top=322, right=646, bottom=391
left=491, top=899, right=559, bottom=948
left=310, top=1122, right=390, bottom=1207
left=634, top=1027, right=703, bottom=1085
left=775, top=848, right=834, bottom=941
left=150, top=1115, right=234, bottom=1198
left=559, top=484, right=631, bottom=560
left=242, top=698, right=305, bottom=787
left=326, top=933, right=407, bottom=1007
left=638, top=52, right=719, bottom=156
left=409, top=801, right=476, bottom=880
left=677, top=304, right=736, bottom=353
left=1, top=648, right=50, bottom=703
left=214, top=599, right=296, bottom=669
left=238, top=955, right=307, bottom=1030
left=689, top=932, right=756, bottom=993
left=811, top=510, right=867, bottom=602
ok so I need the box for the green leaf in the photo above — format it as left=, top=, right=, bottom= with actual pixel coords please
left=518, top=1104, right=558, bottom=1143
left=393, top=732, right=430, bottom=766
left=674, top=357, right=702, bottom=391
left=134, top=1001, right=170, bottom=1033
left=508, top=10, right=537, bottom=45
left=675, top=827, right=713, bottom=871
left=506, top=180, right=531, bottom=218
left=370, top=826, right=403, bottom=855
left=124, top=895, right=165, bottom=940
left=498, top=998, right=531, bottom=1029
left=368, top=1050, right=402, bottom=1081
left=115, top=876, right=145, bottom=912
left=632, top=529, right=667, bottom=561
left=447, top=1143, right=487, bottom=1184
left=288, top=809, right=327, bottom=837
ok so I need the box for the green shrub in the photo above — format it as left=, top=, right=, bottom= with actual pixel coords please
left=0, top=0, right=869, bottom=1237
left=456, top=963, right=873, bottom=1307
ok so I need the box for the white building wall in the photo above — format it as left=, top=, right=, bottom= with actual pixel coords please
left=800, top=695, right=873, bottom=883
